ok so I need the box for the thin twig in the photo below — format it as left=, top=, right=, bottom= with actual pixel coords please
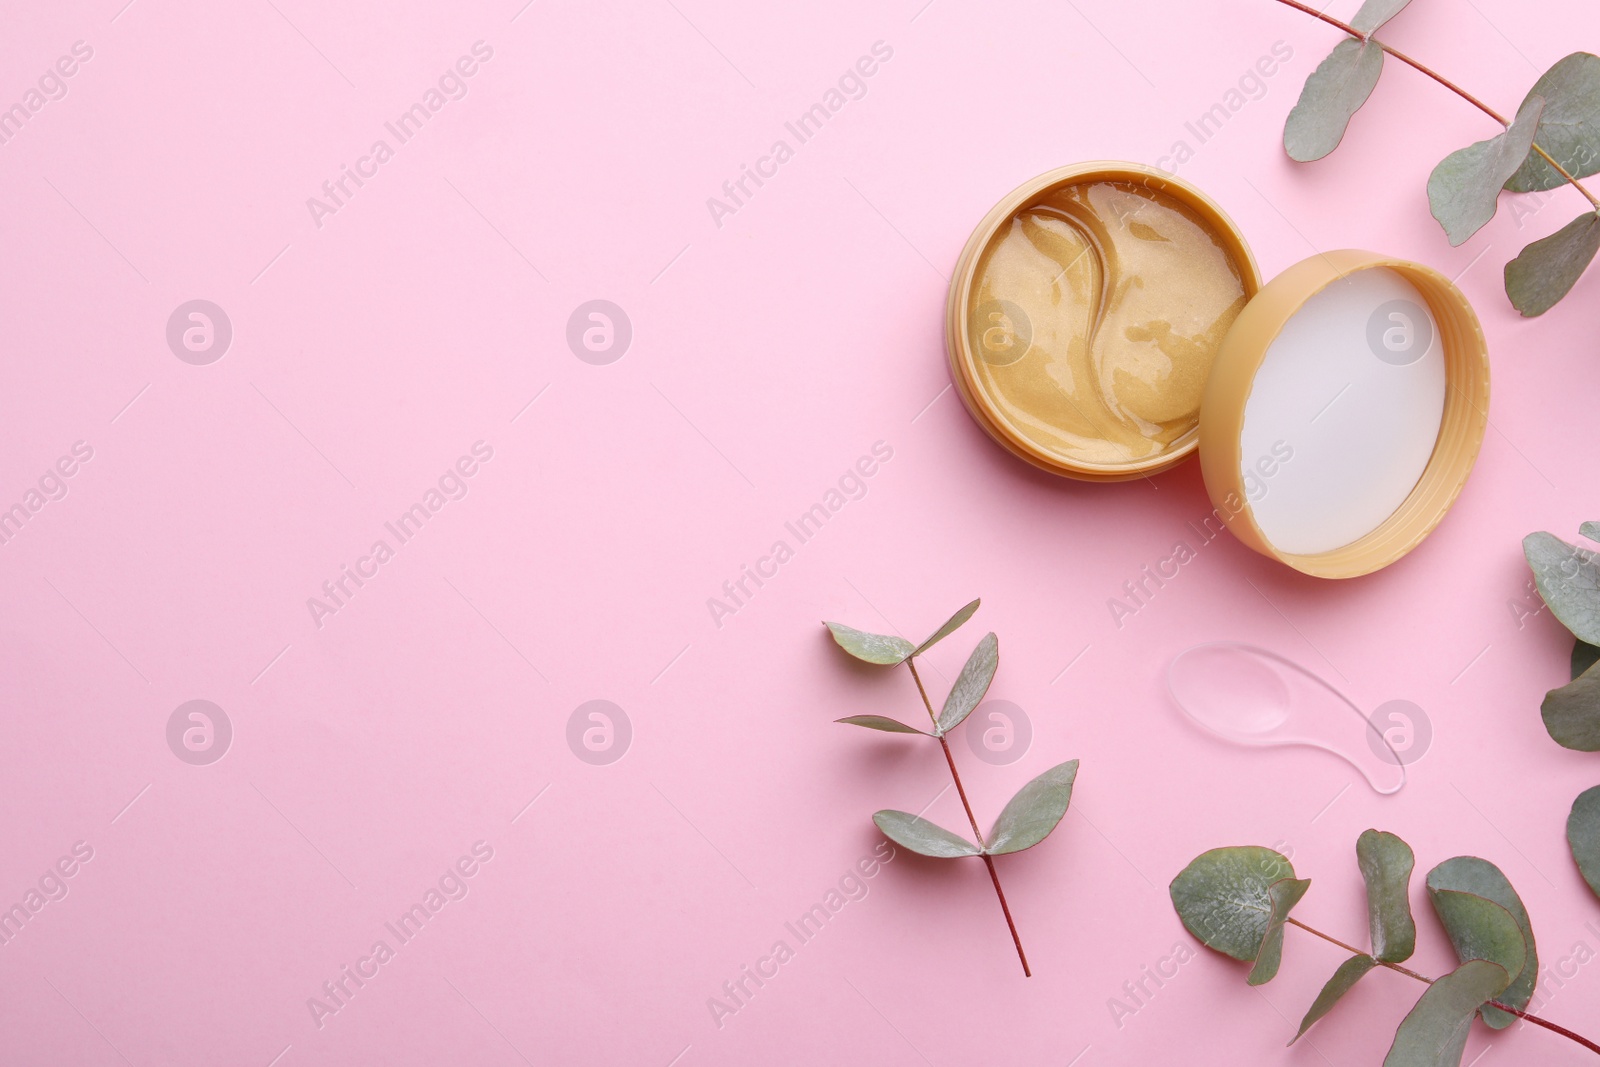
left=1286, top=918, right=1600, bottom=1055
left=907, top=658, right=1031, bottom=977
left=1269, top=0, right=1600, bottom=209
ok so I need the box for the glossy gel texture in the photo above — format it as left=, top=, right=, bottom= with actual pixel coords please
left=966, top=181, right=1248, bottom=467
left=1166, top=642, right=1407, bottom=794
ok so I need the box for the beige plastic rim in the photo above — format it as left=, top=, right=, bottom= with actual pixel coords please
left=944, top=161, right=1263, bottom=482
left=1197, top=250, right=1490, bottom=579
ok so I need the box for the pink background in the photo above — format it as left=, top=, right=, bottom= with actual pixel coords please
left=3, top=0, right=1599, bottom=1063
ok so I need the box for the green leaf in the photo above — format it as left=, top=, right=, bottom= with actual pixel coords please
left=1169, top=846, right=1297, bottom=961
left=1581, top=520, right=1600, bottom=544
left=1505, top=52, right=1600, bottom=192
left=824, top=621, right=914, bottom=666
left=1350, top=0, right=1413, bottom=34
left=1382, top=959, right=1512, bottom=1067
left=1426, top=857, right=1536, bottom=1028
left=1543, top=663, right=1600, bottom=751
left=914, top=598, right=980, bottom=656
left=1523, top=531, right=1600, bottom=643
left=1568, top=784, right=1600, bottom=902
left=1284, top=38, right=1385, bottom=162
left=1248, top=877, right=1311, bottom=986
left=938, top=632, right=998, bottom=734
left=1358, top=829, right=1417, bottom=963
left=834, top=715, right=928, bottom=735
left=1426, top=888, right=1525, bottom=1008
left=1428, top=97, right=1544, bottom=246
left=1291, top=954, right=1380, bottom=1045
left=1505, top=211, right=1600, bottom=316
left=1572, top=637, right=1600, bottom=680
left=871, top=811, right=981, bottom=858
left=985, top=759, right=1079, bottom=855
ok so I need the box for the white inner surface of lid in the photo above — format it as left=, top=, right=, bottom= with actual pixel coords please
left=1239, top=267, right=1445, bottom=556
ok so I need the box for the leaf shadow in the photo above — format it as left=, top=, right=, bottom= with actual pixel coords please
left=829, top=732, right=937, bottom=784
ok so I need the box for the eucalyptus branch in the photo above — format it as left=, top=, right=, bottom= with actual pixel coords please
left=1172, top=832, right=1600, bottom=1064
left=824, top=599, right=1080, bottom=978
left=1286, top=918, right=1600, bottom=1055
left=1521, top=523, right=1600, bottom=1048
left=1265, top=0, right=1600, bottom=315
left=1271, top=0, right=1600, bottom=207
left=907, top=657, right=1031, bottom=976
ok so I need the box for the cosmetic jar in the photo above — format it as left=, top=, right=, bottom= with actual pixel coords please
left=946, top=162, right=1489, bottom=577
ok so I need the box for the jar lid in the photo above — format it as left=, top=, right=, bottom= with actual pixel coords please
left=945, top=162, right=1489, bottom=577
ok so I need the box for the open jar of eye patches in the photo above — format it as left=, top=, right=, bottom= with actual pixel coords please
left=946, top=162, right=1490, bottom=577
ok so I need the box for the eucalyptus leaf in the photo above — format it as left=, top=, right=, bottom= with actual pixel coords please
left=985, top=759, right=1079, bottom=856
left=1357, top=829, right=1417, bottom=963
left=1291, top=953, right=1380, bottom=1045
left=835, top=715, right=928, bottom=735
left=938, top=633, right=999, bottom=734
left=1169, top=846, right=1297, bottom=961
left=1523, top=530, right=1600, bottom=643
left=1504, top=211, right=1600, bottom=316
left=1426, top=857, right=1537, bottom=1028
left=1382, top=959, right=1512, bottom=1067
left=1247, top=877, right=1311, bottom=986
left=1581, top=520, right=1600, bottom=544
left=1284, top=38, right=1385, bottom=162
left=1426, top=888, right=1525, bottom=1005
left=1572, top=637, right=1600, bottom=681
left=1428, top=97, right=1544, bottom=246
left=1350, top=0, right=1413, bottom=34
left=1505, top=52, right=1600, bottom=192
left=1543, top=664, right=1600, bottom=751
left=914, top=598, right=980, bottom=656
left=872, top=810, right=981, bottom=858
left=1568, top=784, right=1600, bottom=902
left=824, top=621, right=914, bottom=666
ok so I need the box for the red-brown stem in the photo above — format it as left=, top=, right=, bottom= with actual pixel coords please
left=1286, top=918, right=1600, bottom=1055
left=907, top=658, right=1031, bottom=977
left=1269, top=0, right=1600, bottom=209
left=979, top=851, right=1030, bottom=976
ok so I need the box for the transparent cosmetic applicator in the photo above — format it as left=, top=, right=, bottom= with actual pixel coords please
left=1166, top=642, right=1406, bottom=795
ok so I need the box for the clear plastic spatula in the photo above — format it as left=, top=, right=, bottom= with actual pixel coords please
left=1166, top=642, right=1406, bottom=795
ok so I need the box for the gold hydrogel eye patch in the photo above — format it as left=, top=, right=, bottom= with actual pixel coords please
left=966, top=180, right=1248, bottom=468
